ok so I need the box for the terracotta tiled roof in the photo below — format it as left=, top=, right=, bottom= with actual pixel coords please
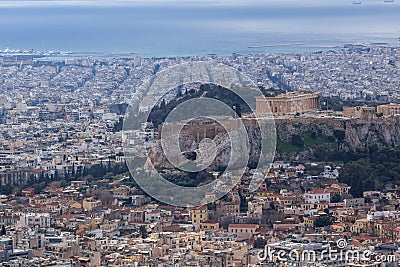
left=190, top=206, right=207, bottom=211
left=307, top=188, right=327, bottom=194
left=228, top=224, right=258, bottom=229
left=353, top=236, right=375, bottom=242
left=76, top=228, right=87, bottom=235
left=162, top=225, right=185, bottom=232
left=201, top=220, right=218, bottom=224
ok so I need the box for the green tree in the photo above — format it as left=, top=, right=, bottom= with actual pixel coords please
left=333, top=130, right=346, bottom=142
left=139, top=225, right=148, bottom=239
left=331, top=194, right=341, bottom=203
left=291, top=135, right=304, bottom=147
left=314, top=216, right=333, bottom=228
left=339, top=159, right=373, bottom=197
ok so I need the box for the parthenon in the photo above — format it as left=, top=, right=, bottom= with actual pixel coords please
left=256, top=90, right=320, bottom=115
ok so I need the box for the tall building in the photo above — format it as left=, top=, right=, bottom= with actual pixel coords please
left=256, top=90, right=320, bottom=115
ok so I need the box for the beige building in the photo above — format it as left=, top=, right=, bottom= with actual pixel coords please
left=112, top=185, right=131, bottom=199
left=82, top=198, right=102, bottom=211
left=343, top=106, right=376, bottom=119
left=377, top=103, right=400, bottom=117
left=200, top=221, right=220, bottom=231
left=256, top=90, right=319, bottom=115
left=228, top=224, right=259, bottom=239
left=190, top=206, right=209, bottom=225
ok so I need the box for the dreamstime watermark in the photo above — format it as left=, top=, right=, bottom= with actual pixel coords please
left=258, top=239, right=397, bottom=264
left=122, top=61, right=276, bottom=207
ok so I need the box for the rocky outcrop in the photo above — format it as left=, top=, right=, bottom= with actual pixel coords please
left=275, top=117, right=400, bottom=150
left=148, top=126, right=263, bottom=170
left=342, top=119, right=400, bottom=149
left=149, top=117, right=400, bottom=169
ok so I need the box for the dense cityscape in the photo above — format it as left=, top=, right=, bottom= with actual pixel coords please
left=0, top=44, right=400, bottom=266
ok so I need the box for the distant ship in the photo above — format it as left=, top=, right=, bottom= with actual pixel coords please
left=352, top=1, right=362, bottom=4
left=384, top=0, right=394, bottom=2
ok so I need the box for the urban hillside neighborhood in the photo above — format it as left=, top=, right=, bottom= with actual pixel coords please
left=0, top=45, right=400, bottom=266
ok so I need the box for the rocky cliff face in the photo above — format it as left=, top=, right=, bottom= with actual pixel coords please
left=275, top=117, right=400, bottom=150
left=148, top=133, right=234, bottom=170
left=148, top=117, right=400, bottom=169
left=342, top=120, right=400, bottom=149
left=148, top=125, right=264, bottom=170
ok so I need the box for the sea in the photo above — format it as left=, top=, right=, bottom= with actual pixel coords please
left=0, top=0, right=399, bottom=57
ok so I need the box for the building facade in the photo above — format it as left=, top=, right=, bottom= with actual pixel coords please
left=305, top=189, right=331, bottom=204
left=377, top=103, right=400, bottom=117
left=256, top=90, right=320, bottom=115
left=343, top=106, right=377, bottom=119
left=190, top=206, right=209, bottom=225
